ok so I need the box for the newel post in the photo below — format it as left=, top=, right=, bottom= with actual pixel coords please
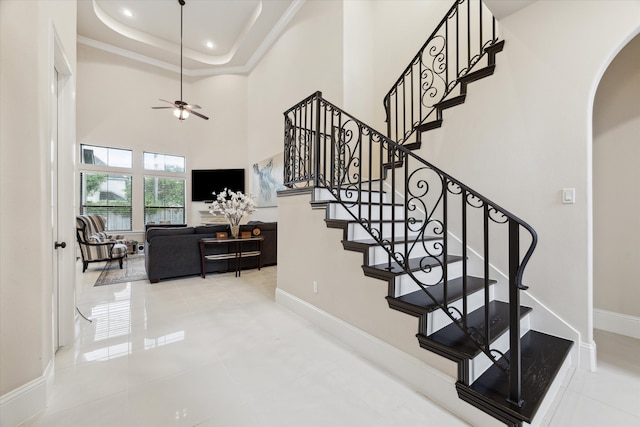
left=508, top=218, right=523, bottom=407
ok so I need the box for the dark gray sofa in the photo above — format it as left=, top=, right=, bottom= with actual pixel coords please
left=145, top=222, right=277, bottom=283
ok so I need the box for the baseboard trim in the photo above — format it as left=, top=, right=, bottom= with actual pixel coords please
left=0, top=361, right=53, bottom=427
left=594, top=308, right=640, bottom=339
left=275, top=288, right=500, bottom=427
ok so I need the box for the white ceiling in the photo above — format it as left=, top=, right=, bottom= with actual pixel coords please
left=77, top=0, right=304, bottom=76
left=483, top=0, right=535, bottom=20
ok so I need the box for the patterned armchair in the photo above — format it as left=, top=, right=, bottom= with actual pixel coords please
left=76, top=215, right=128, bottom=272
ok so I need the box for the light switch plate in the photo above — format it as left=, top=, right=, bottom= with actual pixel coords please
left=562, top=188, right=575, bottom=204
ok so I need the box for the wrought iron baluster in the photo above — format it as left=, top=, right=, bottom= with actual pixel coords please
left=467, top=0, right=471, bottom=68
left=456, top=1, right=460, bottom=78
left=479, top=0, right=483, bottom=54
left=462, top=188, right=468, bottom=328
left=443, top=177, right=449, bottom=309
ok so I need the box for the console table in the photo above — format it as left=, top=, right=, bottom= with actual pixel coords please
left=199, top=237, right=264, bottom=278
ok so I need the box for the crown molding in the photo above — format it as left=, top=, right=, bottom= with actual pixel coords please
left=78, top=0, right=306, bottom=77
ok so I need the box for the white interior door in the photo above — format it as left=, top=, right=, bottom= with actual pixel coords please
left=52, top=30, right=75, bottom=350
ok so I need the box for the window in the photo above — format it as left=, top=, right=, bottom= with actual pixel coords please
left=80, top=172, right=133, bottom=231
left=144, top=176, right=185, bottom=224
left=81, top=145, right=132, bottom=168
left=79, top=147, right=186, bottom=230
left=144, top=152, right=185, bottom=173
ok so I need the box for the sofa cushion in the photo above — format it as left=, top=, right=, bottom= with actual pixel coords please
left=147, top=227, right=194, bottom=242
left=195, top=225, right=229, bottom=234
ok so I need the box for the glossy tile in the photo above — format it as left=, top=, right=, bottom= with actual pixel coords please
left=20, top=261, right=640, bottom=427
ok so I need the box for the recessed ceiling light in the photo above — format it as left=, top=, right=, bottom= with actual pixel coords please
left=123, top=9, right=133, bottom=18
left=205, top=41, right=215, bottom=49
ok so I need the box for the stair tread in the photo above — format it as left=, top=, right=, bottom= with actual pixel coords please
left=388, top=275, right=492, bottom=314
left=365, top=254, right=463, bottom=275
left=436, top=94, right=466, bottom=110
left=415, top=119, right=443, bottom=132
left=383, top=160, right=403, bottom=169
left=461, top=330, right=573, bottom=423
left=403, top=141, right=421, bottom=151
left=459, top=65, right=496, bottom=85
left=485, top=40, right=505, bottom=54
left=420, top=300, right=532, bottom=359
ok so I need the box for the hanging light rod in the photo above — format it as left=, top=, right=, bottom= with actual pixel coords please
left=151, top=0, right=209, bottom=121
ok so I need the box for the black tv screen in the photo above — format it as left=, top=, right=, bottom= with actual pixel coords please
left=191, top=169, right=245, bottom=201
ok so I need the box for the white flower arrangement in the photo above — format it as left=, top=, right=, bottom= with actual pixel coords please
left=208, top=188, right=256, bottom=226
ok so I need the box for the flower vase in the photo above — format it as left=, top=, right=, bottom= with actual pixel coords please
left=230, top=225, right=240, bottom=239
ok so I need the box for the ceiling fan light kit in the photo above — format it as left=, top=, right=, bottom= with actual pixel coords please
left=152, top=0, right=209, bottom=121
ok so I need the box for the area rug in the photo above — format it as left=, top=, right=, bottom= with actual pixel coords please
left=94, top=254, right=147, bottom=286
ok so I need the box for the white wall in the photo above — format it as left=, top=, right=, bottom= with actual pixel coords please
left=0, top=0, right=77, bottom=424
left=593, top=34, right=640, bottom=319
left=77, top=46, right=249, bottom=229
left=247, top=0, right=344, bottom=221
left=343, top=1, right=374, bottom=123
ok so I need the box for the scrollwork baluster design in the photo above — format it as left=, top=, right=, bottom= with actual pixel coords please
left=384, top=0, right=499, bottom=146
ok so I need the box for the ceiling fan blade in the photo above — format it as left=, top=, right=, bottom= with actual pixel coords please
left=151, top=106, right=175, bottom=109
left=189, top=109, right=209, bottom=120
left=159, top=99, right=178, bottom=107
left=186, top=104, right=201, bottom=109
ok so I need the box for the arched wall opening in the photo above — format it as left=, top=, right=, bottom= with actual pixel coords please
left=591, top=31, right=640, bottom=343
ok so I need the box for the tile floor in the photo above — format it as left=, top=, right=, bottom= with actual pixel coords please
left=21, top=261, right=640, bottom=427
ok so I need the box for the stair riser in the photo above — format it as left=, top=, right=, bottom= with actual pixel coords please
left=328, top=203, right=406, bottom=221
left=347, top=222, right=420, bottom=241
left=394, top=262, right=463, bottom=297
left=314, top=188, right=387, bottom=204
left=367, top=240, right=443, bottom=266
left=467, top=313, right=531, bottom=383
left=424, top=285, right=495, bottom=335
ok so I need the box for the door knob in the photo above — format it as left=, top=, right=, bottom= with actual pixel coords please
left=54, top=241, right=66, bottom=249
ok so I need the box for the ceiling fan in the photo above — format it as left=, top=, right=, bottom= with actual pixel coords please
left=152, top=0, right=209, bottom=121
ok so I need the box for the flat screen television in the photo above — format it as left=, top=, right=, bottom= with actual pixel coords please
left=191, top=169, right=245, bottom=202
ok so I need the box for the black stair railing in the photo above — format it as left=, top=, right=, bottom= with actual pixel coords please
left=384, top=0, right=499, bottom=145
left=283, top=91, right=537, bottom=407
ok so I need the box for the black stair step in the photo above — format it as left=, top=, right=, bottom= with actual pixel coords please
left=382, top=160, right=403, bottom=170
left=415, top=119, right=443, bottom=133
left=435, top=94, right=466, bottom=111
left=485, top=40, right=505, bottom=66
left=459, top=65, right=496, bottom=94
left=386, top=275, right=492, bottom=317
left=457, top=330, right=573, bottom=424
left=363, top=254, right=463, bottom=280
left=403, top=141, right=421, bottom=151
left=418, top=301, right=532, bottom=360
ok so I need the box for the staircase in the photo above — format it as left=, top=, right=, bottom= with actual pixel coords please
left=282, top=1, right=573, bottom=426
